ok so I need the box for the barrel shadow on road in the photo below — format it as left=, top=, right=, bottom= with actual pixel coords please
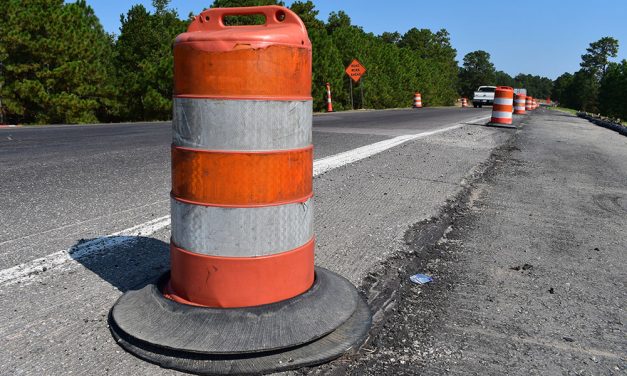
left=462, top=122, right=498, bottom=127
left=70, top=236, right=169, bottom=292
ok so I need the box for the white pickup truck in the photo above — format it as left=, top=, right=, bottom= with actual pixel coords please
left=472, top=86, right=496, bottom=108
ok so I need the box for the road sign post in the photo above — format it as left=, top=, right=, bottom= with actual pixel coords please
left=349, top=79, right=354, bottom=110
left=360, top=79, right=365, bottom=109
left=345, top=59, right=366, bottom=110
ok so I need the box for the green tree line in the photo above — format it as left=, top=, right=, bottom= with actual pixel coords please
left=0, top=0, right=568, bottom=125
left=552, top=37, right=627, bottom=121
left=458, top=50, right=553, bottom=100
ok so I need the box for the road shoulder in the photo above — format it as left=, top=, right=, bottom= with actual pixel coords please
left=324, top=110, right=627, bottom=375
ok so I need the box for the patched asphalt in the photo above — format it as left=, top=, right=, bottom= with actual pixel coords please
left=311, top=109, right=626, bottom=375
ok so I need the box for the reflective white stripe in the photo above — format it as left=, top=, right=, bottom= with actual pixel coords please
left=514, top=99, right=526, bottom=104
left=493, top=97, right=513, bottom=105
left=173, top=98, right=312, bottom=150
left=491, top=111, right=513, bottom=119
left=514, top=105, right=526, bottom=110
left=171, top=198, right=313, bottom=257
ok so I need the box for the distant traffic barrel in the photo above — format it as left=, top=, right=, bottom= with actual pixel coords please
left=413, top=92, right=422, bottom=108
left=514, top=93, right=526, bottom=115
left=109, top=6, right=370, bottom=375
left=490, top=86, right=514, bottom=125
left=326, top=82, right=334, bottom=112
left=526, top=96, right=533, bottom=111
left=461, top=97, right=468, bottom=108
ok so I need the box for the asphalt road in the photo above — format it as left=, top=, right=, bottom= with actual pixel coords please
left=0, top=107, right=490, bottom=268
left=0, top=105, right=548, bottom=375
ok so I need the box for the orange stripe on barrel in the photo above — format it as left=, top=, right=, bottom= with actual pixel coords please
left=493, top=104, right=512, bottom=112
left=165, top=238, right=315, bottom=308
left=172, top=145, right=313, bottom=207
left=174, top=44, right=312, bottom=100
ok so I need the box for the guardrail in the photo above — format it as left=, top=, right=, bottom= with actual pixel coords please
left=577, top=112, right=627, bottom=136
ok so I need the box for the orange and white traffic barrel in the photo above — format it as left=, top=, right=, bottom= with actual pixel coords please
left=413, top=92, right=422, bottom=108
left=514, top=93, right=526, bottom=115
left=526, top=96, right=533, bottom=111
left=168, top=8, right=315, bottom=309
left=326, top=82, right=333, bottom=112
left=490, top=86, right=514, bottom=125
left=109, top=6, right=370, bottom=375
left=461, top=97, right=468, bottom=108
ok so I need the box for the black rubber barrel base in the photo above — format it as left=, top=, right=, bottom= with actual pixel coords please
left=109, top=267, right=371, bottom=375
left=487, top=122, right=518, bottom=129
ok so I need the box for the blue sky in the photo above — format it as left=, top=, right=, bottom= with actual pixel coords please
left=81, top=0, right=627, bottom=79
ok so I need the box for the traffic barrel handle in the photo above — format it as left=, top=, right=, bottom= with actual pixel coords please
left=188, top=5, right=307, bottom=33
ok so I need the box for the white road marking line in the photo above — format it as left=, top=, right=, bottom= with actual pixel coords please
left=313, top=118, right=489, bottom=175
left=0, top=116, right=487, bottom=286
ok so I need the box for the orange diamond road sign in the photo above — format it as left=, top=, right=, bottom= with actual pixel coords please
left=345, top=59, right=366, bottom=82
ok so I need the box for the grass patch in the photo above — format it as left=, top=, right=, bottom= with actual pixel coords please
left=551, top=107, right=578, bottom=115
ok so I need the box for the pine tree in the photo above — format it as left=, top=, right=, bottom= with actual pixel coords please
left=458, top=51, right=496, bottom=99
left=598, top=60, right=627, bottom=119
left=0, top=0, right=117, bottom=124
left=115, top=0, right=187, bottom=121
